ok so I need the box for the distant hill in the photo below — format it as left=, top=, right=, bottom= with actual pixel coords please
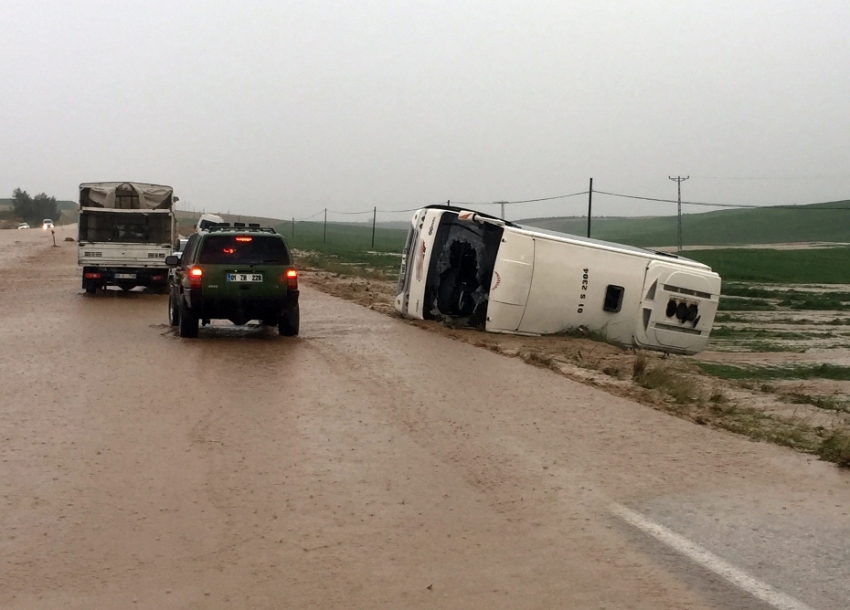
left=0, top=198, right=75, bottom=210
left=518, top=199, right=850, bottom=248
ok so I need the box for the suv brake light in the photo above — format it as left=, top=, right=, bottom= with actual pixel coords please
left=282, top=269, right=298, bottom=290
left=189, top=266, right=203, bottom=287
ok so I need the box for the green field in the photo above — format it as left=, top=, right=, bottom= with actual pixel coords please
left=521, top=199, right=850, bottom=248
left=266, top=216, right=850, bottom=285
left=274, top=220, right=407, bottom=276
left=685, top=247, right=850, bottom=284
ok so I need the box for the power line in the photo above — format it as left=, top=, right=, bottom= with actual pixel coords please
left=691, top=174, right=850, bottom=181
left=293, top=210, right=324, bottom=221
left=595, top=190, right=752, bottom=208
left=596, top=190, right=850, bottom=210
left=503, top=190, right=589, bottom=205
left=326, top=208, right=373, bottom=215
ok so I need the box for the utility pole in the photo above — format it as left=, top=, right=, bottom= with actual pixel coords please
left=496, top=201, right=507, bottom=220
left=291, top=216, right=295, bottom=240
left=587, top=178, right=593, bottom=238
left=323, top=208, right=327, bottom=243
left=371, top=206, right=377, bottom=250
left=669, top=175, right=689, bottom=252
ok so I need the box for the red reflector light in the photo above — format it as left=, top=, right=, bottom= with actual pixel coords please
left=190, top=268, right=203, bottom=277
left=223, top=248, right=235, bottom=254
left=235, top=236, right=252, bottom=242
left=151, top=275, right=164, bottom=281
left=84, top=272, right=101, bottom=279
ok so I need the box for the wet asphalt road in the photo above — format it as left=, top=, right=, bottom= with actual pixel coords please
left=1, top=239, right=849, bottom=609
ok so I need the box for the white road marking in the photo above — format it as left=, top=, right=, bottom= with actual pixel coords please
left=611, top=504, right=816, bottom=610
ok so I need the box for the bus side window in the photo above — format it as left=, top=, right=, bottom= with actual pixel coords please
left=603, top=285, right=624, bottom=313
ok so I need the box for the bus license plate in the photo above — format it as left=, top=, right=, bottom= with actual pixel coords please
left=227, top=273, right=263, bottom=283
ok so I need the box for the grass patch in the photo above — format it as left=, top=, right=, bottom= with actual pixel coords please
left=295, top=251, right=398, bottom=280
left=782, top=393, right=850, bottom=413
left=721, top=285, right=782, bottom=299
left=710, top=326, right=809, bottom=340
left=633, top=363, right=698, bottom=404
left=778, top=295, right=850, bottom=311
left=718, top=297, right=775, bottom=311
left=558, top=326, right=626, bottom=349
left=818, top=431, right=850, bottom=467
left=697, top=362, right=850, bottom=381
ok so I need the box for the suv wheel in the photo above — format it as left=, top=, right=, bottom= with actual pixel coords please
left=278, top=305, right=299, bottom=336
left=178, top=295, right=199, bottom=338
left=168, top=291, right=180, bottom=326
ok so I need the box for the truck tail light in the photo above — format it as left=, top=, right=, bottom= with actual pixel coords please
left=189, top=266, right=203, bottom=287
left=281, top=269, right=298, bottom=290
left=151, top=274, right=165, bottom=281
left=84, top=272, right=101, bottom=279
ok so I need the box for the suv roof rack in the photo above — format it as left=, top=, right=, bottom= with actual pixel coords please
left=204, top=224, right=278, bottom=234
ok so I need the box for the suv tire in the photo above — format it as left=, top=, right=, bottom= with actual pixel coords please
left=278, top=305, right=299, bottom=337
left=168, top=291, right=180, bottom=326
left=178, top=295, right=199, bottom=338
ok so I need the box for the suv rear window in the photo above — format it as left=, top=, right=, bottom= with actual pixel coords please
left=198, top=235, right=291, bottom=265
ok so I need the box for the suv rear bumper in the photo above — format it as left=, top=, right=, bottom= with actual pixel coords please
left=192, top=290, right=299, bottom=323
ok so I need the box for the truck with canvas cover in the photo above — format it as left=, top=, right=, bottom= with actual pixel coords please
left=77, top=182, right=177, bottom=293
left=395, top=205, right=722, bottom=355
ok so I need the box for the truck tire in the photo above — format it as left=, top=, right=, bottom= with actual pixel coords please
left=278, top=305, right=299, bottom=337
left=178, top=296, right=199, bottom=338
left=168, top=291, right=180, bottom=326
left=84, top=284, right=97, bottom=294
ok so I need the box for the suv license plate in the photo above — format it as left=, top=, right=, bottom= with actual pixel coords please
left=115, top=273, right=136, bottom=279
left=227, top=273, right=263, bottom=283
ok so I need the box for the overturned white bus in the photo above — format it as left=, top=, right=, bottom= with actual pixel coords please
left=395, top=205, right=722, bottom=355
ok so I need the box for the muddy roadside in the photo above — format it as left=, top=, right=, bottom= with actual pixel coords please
left=299, top=264, right=850, bottom=466
left=0, top=223, right=77, bottom=270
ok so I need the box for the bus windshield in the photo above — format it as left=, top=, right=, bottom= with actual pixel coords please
left=423, top=214, right=503, bottom=326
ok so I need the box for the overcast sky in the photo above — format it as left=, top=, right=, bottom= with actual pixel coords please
left=2, top=0, right=849, bottom=221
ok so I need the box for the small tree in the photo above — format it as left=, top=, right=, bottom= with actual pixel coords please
left=12, top=188, right=59, bottom=225
left=12, top=188, right=33, bottom=221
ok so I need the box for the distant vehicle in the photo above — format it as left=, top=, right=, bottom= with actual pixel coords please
left=173, top=238, right=189, bottom=260
left=77, top=182, right=177, bottom=293
left=42, top=219, right=54, bottom=230
left=196, top=213, right=226, bottom=233
left=395, top=205, right=722, bottom=355
left=166, top=224, right=299, bottom=337
left=17, top=223, right=30, bottom=230
left=168, top=238, right=190, bottom=284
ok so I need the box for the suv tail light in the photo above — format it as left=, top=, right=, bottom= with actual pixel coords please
left=282, top=269, right=298, bottom=290
left=189, top=266, right=203, bottom=288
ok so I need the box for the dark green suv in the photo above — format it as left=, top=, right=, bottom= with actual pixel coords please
left=165, top=225, right=299, bottom=338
